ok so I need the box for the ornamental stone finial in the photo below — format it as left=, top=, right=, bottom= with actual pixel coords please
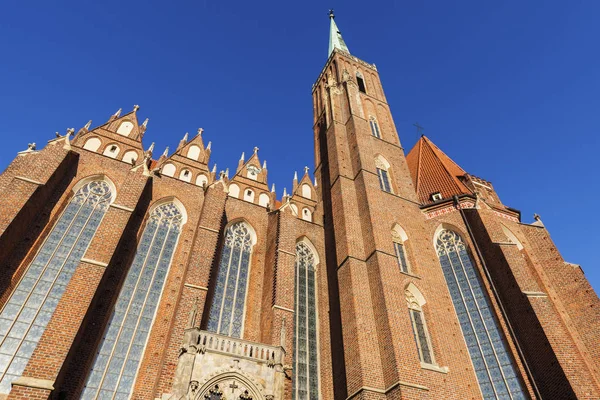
left=66, top=128, right=75, bottom=136
left=304, top=166, right=309, bottom=174
left=162, top=146, right=169, bottom=158
left=142, top=118, right=149, bottom=128
left=28, top=143, right=36, bottom=151
left=253, top=146, right=259, bottom=154
left=197, top=128, right=204, bottom=136
left=113, top=108, right=122, bottom=118
left=133, top=104, right=140, bottom=112
left=207, top=141, right=212, bottom=150
left=84, top=120, right=92, bottom=130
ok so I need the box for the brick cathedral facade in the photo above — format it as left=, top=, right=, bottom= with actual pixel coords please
left=0, top=13, right=599, bottom=400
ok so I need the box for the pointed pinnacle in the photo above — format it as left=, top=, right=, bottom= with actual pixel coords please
left=133, top=105, right=140, bottom=112
left=148, top=142, right=155, bottom=153
left=225, top=168, right=229, bottom=178
left=271, top=183, right=276, bottom=193
left=240, top=152, right=245, bottom=162
left=183, top=132, right=189, bottom=142
left=253, top=146, right=259, bottom=154
left=294, top=171, right=298, bottom=181
left=262, top=160, right=267, bottom=169
left=113, top=108, right=122, bottom=117
left=283, top=187, right=288, bottom=197
left=142, top=118, right=149, bottom=128
left=84, top=120, right=92, bottom=130
left=304, top=166, right=310, bottom=174
left=207, top=141, right=212, bottom=150
left=212, top=164, right=217, bottom=173
left=198, top=128, right=204, bottom=136
left=162, top=146, right=169, bottom=157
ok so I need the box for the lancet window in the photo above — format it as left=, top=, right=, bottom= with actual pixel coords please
left=392, top=225, right=410, bottom=274
left=206, top=222, right=254, bottom=338
left=0, top=180, right=113, bottom=393
left=405, top=285, right=435, bottom=365
left=293, top=241, right=319, bottom=400
left=81, top=201, right=184, bottom=399
left=369, top=117, right=381, bottom=138
left=436, top=229, right=526, bottom=399
left=375, top=156, right=392, bottom=193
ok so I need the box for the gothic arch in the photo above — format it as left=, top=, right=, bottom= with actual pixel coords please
left=193, top=369, right=266, bottom=400
left=72, top=173, right=117, bottom=204
left=501, top=224, right=524, bottom=250
left=296, top=236, right=320, bottom=267
left=149, top=196, right=188, bottom=225
left=224, top=218, right=257, bottom=245
left=432, top=223, right=468, bottom=248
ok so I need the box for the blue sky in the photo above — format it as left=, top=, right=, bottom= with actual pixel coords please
left=0, top=1, right=598, bottom=292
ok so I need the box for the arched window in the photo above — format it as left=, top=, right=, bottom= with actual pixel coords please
left=103, top=144, right=120, bottom=158
left=206, top=222, right=254, bottom=338
left=162, top=163, right=176, bottom=177
left=243, top=189, right=255, bottom=203
left=302, top=208, right=312, bottom=222
left=392, top=225, right=410, bottom=274
left=301, top=184, right=312, bottom=199
left=258, top=193, right=270, bottom=207
left=81, top=201, right=184, bottom=399
left=196, top=174, right=208, bottom=187
left=122, top=150, right=138, bottom=165
left=116, top=121, right=134, bottom=136
left=369, top=117, right=381, bottom=138
left=0, top=180, right=113, bottom=393
left=83, top=137, right=102, bottom=152
left=405, top=284, right=435, bottom=365
left=179, top=169, right=192, bottom=182
left=436, top=229, right=526, bottom=399
left=356, top=71, right=366, bottom=93
left=293, top=241, right=320, bottom=400
left=375, top=156, right=392, bottom=193
left=228, top=184, right=240, bottom=198
left=187, top=145, right=201, bottom=161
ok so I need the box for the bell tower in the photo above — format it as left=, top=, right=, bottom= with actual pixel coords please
left=313, top=10, right=422, bottom=399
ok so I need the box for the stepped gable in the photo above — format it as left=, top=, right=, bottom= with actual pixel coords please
left=71, top=106, right=147, bottom=166
left=158, top=129, right=212, bottom=187
left=406, top=135, right=473, bottom=204
left=226, top=147, right=274, bottom=208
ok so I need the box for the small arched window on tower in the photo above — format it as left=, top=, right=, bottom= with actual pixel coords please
left=369, top=117, right=381, bottom=138
left=375, top=155, right=393, bottom=193
left=244, top=188, right=255, bottom=203
left=103, top=144, right=120, bottom=158
left=302, top=208, right=312, bottom=222
left=405, top=284, right=436, bottom=365
left=356, top=71, right=366, bottom=93
left=392, top=224, right=411, bottom=274
left=179, top=169, right=192, bottom=182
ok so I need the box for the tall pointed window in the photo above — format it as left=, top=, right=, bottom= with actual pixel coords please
left=207, top=222, right=254, bottom=338
left=356, top=71, right=366, bottom=93
left=369, top=117, right=381, bottom=138
left=0, top=180, right=113, bottom=393
left=375, top=156, right=392, bottom=193
left=436, top=229, right=526, bottom=400
left=81, top=201, right=184, bottom=399
left=293, top=241, right=319, bottom=400
left=405, top=284, right=435, bottom=365
left=392, top=225, right=411, bottom=274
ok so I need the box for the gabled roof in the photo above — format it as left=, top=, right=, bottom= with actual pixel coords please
left=406, top=135, right=473, bottom=204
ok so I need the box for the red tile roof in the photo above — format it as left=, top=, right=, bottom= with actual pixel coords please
left=406, top=136, right=473, bottom=204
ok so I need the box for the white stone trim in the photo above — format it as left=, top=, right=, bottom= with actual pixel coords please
left=184, top=283, right=208, bottom=291
left=110, top=203, right=134, bottom=212
left=420, top=362, right=449, bottom=374
left=199, top=225, right=220, bottom=233
left=14, top=176, right=43, bottom=185
left=523, top=291, right=547, bottom=298
left=272, top=304, right=294, bottom=313
left=11, top=376, right=55, bottom=390
left=81, top=258, right=109, bottom=267
left=277, top=249, right=295, bottom=256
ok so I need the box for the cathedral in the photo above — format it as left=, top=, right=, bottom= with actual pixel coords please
left=0, top=11, right=599, bottom=400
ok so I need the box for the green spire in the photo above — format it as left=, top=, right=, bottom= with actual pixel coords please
left=328, top=10, right=350, bottom=57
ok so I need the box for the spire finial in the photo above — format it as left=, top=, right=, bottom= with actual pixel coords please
left=198, top=128, right=204, bottom=136
left=183, top=132, right=189, bottom=142
left=133, top=105, right=140, bottom=112
left=271, top=183, right=276, bottom=193
left=148, top=142, right=155, bottom=153
left=113, top=108, right=122, bottom=118
left=212, top=164, right=217, bottom=173
left=294, top=171, right=298, bottom=181
left=253, top=146, right=259, bottom=154
left=207, top=141, right=212, bottom=150
left=262, top=160, right=267, bottom=169
left=328, top=10, right=350, bottom=56
left=304, top=166, right=310, bottom=175
left=240, top=152, right=245, bottom=162
left=162, top=147, right=169, bottom=157
left=142, top=118, right=149, bottom=128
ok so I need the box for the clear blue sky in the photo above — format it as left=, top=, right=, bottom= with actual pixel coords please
left=1, top=1, right=598, bottom=292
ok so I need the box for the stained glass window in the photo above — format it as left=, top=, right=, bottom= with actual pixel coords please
left=369, top=118, right=381, bottom=138
left=406, top=286, right=435, bottom=365
left=80, top=202, right=183, bottom=400
left=293, top=242, right=319, bottom=400
left=206, top=222, right=253, bottom=338
left=436, top=229, right=526, bottom=400
left=0, top=180, right=113, bottom=393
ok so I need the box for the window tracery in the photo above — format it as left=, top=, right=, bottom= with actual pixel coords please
left=207, top=222, right=254, bottom=338
left=81, top=202, right=184, bottom=399
left=436, top=229, right=526, bottom=399
left=405, top=288, right=434, bottom=365
left=369, top=117, right=381, bottom=138
left=375, top=156, right=392, bottom=193
left=392, top=227, right=410, bottom=274
left=0, top=180, right=113, bottom=393
left=293, top=241, right=319, bottom=400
